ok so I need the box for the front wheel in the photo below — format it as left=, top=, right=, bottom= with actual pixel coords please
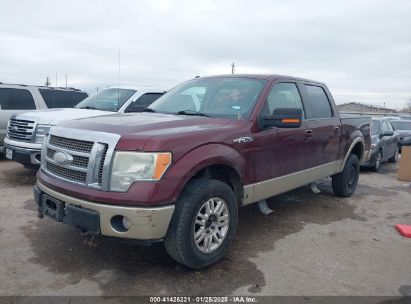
left=164, top=178, right=238, bottom=269
left=332, top=154, right=360, bottom=197
left=371, top=151, right=382, bottom=172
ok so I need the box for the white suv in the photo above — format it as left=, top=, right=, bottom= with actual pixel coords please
left=0, top=83, right=88, bottom=154
left=4, top=86, right=165, bottom=167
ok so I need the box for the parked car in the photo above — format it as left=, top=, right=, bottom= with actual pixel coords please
left=33, top=74, right=371, bottom=269
left=390, top=120, right=411, bottom=152
left=4, top=87, right=165, bottom=167
left=361, top=118, right=399, bottom=171
left=0, top=83, right=88, bottom=155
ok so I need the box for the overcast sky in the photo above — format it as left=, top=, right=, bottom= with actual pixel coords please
left=1, top=0, right=411, bottom=109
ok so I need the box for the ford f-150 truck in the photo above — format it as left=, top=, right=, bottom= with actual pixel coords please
left=33, top=75, right=371, bottom=269
left=5, top=87, right=164, bottom=167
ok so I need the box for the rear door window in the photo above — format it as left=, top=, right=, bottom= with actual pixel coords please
left=125, top=93, right=163, bottom=113
left=39, top=89, right=88, bottom=108
left=0, top=88, right=36, bottom=110
left=303, top=85, right=333, bottom=119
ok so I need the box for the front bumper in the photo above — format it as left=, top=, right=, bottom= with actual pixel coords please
left=34, top=181, right=175, bottom=241
left=4, top=138, right=42, bottom=166
left=361, top=149, right=378, bottom=167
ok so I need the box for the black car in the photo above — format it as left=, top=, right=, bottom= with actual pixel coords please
left=391, top=120, right=411, bottom=152
left=362, top=118, right=399, bottom=171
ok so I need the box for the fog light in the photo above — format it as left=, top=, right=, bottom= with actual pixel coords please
left=122, top=216, right=131, bottom=230
left=110, top=215, right=130, bottom=232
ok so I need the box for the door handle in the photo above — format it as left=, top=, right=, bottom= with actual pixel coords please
left=305, top=129, right=313, bottom=142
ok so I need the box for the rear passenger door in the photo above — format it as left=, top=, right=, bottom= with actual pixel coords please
left=0, top=88, right=37, bottom=144
left=300, top=83, right=341, bottom=175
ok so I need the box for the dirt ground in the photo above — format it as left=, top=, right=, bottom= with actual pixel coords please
left=0, top=156, right=410, bottom=296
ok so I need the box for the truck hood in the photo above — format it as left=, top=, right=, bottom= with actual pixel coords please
left=58, top=112, right=237, bottom=151
left=15, top=108, right=114, bottom=125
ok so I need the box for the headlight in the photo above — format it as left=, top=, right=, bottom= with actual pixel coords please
left=35, top=125, right=51, bottom=144
left=403, top=136, right=411, bottom=141
left=110, top=152, right=172, bottom=192
left=370, top=143, right=377, bottom=149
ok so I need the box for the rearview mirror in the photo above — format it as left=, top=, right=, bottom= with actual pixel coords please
left=261, top=108, right=302, bottom=129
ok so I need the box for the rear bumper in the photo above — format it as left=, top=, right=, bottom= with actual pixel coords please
left=4, top=138, right=42, bottom=166
left=34, top=181, right=175, bottom=240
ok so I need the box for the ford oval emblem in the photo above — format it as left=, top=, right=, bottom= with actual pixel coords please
left=53, top=151, right=73, bottom=165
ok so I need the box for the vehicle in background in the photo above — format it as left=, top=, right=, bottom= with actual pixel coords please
left=4, top=87, right=165, bottom=167
left=390, top=120, right=411, bottom=152
left=385, top=116, right=401, bottom=121
left=33, top=74, right=371, bottom=269
left=362, top=118, right=399, bottom=171
left=0, top=83, right=88, bottom=155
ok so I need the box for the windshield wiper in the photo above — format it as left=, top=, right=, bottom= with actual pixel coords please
left=177, top=110, right=211, bottom=117
left=78, top=106, right=98, bottom=110
left=143, top=107, right=156, bottom=113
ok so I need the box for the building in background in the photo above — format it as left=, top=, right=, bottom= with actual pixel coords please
left=337, top=102, right=398, bottom=116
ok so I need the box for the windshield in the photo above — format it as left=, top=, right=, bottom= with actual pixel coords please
left=149, top=77, right=266, bottom=119
left=75, top=88, right=136, bottom=112
left=371, top=120, right=380, bottom=135
left=391, top=121, right=411, bottom=130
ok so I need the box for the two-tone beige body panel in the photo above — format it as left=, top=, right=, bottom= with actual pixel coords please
left=243, top=159, right=343, bottom=205
left=37, top=182, right=175, bottom=240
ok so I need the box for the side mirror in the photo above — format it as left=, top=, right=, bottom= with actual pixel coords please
left=261, top=108, right=302, bottom=129
left=381, top=131, right=394, bottom=137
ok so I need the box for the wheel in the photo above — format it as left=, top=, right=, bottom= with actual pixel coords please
left=164, top=178, right=238, bottom=269
left=371, top=150, right=382, bottom=172
left=332, top=154, right=360, bottom=197
left=388, top=147, right=399, bottom=163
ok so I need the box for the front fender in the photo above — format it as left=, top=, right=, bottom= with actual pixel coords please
left=166, top=144, right=246, bottom=200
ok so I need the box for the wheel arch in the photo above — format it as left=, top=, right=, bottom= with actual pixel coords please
left=340, top=137, right=364, bottom=171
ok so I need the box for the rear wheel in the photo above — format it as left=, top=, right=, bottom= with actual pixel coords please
left=371, top=150, right=382, bottom=172
left=332, top=154, right=360, bottom=197
left=388, top=147, right=399, bottom=163
left=164, top=178, right=238, bottom=269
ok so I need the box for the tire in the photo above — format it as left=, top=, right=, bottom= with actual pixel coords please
left=371, top=150, right=382, bottom=172
left=164, top=178, right=238, bottom=269
left=332, top=154, right=360, bottom=197
left=388, top=147, right=399, bottom=163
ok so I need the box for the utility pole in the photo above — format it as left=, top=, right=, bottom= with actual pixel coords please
left=45, top=77, right=51, bottom=87
left=65, top=74, right=67, bottom=88
left=384, top=102, right=387, bottom=116
left=231, top=62, right=236, bottom=74
left=55, top=72, right=58, bottom=87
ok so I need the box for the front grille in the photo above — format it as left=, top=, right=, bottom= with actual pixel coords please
left=49, top=135, right=94, bottom=152
left=47, top=162, right=87, bottom=183
left=43, top=130, right=119, bottom=190
left=7, top=118, right=36, bottom=141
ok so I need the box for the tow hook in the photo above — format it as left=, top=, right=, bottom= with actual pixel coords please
left=82, top=231, right=98, bottom=248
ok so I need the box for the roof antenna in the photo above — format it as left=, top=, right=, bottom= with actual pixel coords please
left=118, top=50, right=121, bottom=105
left=231, top=62, right=236, bottom=74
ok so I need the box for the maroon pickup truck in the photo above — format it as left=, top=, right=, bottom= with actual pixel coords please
left=33, top=75, right=371, bottom=268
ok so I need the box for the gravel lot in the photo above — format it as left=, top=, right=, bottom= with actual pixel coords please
left=0, top=156, right=410, bottom=296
